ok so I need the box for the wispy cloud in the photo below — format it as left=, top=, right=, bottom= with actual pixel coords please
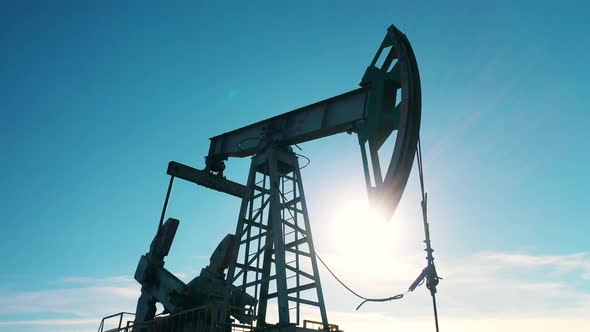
left=327, top=311, right=590, bottom=332
left=0, top=318, right=97, bottom=326
left=1, top=251, right=589, bottom=332
left=0, top=285, right=138, bottom=316
left=62, top=276, right=134, bottom=285
left=0, top=275, right=138, bottom=332
left=483, top=252, right=590, bottom=279
left=318, top=250, right=590, bottom=322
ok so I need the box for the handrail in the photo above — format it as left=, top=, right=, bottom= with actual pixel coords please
left=97, top=312, right=135, bottom=332
left=130, top=302, right=255, bottom=332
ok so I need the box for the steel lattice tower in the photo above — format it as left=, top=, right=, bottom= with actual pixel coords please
left=224, top=147, right=329, bottom=330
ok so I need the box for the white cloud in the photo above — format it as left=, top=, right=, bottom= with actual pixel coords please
left=1, top=251, right=589, bottom=332
left=317, top=250, right=590, bottom=321
left=0, top=285, right=137, bottom=317
left=327, top=311, right=590, bottom=332
left=62, top=276, right=134, bottom=285
left=0, top=276, right=139, bottom=332
left=483, top=252, right=590, bottom=279
left=0, top=318, right=97, bottom=326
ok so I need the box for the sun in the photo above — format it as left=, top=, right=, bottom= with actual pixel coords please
left=325, top=198, right=406, bottom=267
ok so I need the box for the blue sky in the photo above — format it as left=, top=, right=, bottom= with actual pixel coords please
left=1, top=1, right=589, bottom=331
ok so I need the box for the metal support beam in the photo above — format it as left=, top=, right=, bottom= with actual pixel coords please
left=224, top=147, right=330, bottom=331
left=167, top=161, right=246, bottom=198
left=207, top=88, right=369, bottom=163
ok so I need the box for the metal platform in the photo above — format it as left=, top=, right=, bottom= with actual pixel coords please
left=97, top=303, right=342, bottom=332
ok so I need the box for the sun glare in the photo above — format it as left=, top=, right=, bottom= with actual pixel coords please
left=326, top=198, right=407, bottom=268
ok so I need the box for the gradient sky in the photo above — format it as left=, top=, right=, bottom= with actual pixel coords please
left=1, top=1, right=589, bottom=332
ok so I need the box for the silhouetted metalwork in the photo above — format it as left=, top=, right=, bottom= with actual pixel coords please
left=223, top=146, right=329, bottom=329
left=97, top=24, right=438, bottom=332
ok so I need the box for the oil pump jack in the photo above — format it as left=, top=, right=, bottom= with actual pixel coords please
left=97, top=24, right=440, bottom=332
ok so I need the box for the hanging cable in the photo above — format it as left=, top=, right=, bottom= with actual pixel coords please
left=416, top=135, right=441, bottom=332
left=294, top=153, right=311, bottom=169
left=279, top=145, right=440, bottom=315
left=278, top=180, right=406, bottom=310
left=273, top=144, right=440, bottom=321
left=315, top=252, right=406, bottom=310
